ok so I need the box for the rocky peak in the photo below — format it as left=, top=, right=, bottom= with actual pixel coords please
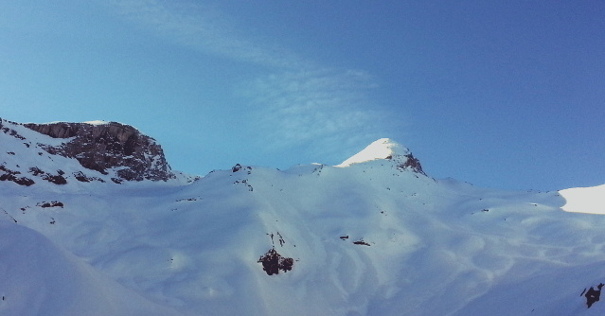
left=21, top=120, right=176, bottom=182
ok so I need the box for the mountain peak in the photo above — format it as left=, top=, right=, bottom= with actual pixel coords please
left=337, top=138, right=409, bottom=167
left=337, top=138, right=426, bottom=175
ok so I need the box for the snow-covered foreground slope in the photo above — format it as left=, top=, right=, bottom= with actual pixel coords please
left=1, top=159, right=605, bottom=315
left=0, top=220, right=186, bottom=316
left=1, top=120, right=604, bottom=315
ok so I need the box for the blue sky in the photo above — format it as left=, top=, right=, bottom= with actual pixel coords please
left=1, top=1, right=603, bottom=191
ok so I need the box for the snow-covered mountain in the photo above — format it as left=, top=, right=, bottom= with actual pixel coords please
left=1, top=118, right=604, bottom=315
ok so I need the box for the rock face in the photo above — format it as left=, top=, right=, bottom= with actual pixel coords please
left=392, top=153, right=426, bottom=176
left=22, top=121, right=175, bottom=182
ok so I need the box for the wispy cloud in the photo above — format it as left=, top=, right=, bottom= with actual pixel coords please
left=241, top=68, right=384, bottom=159
left=111, top=0, right=391, bottom=163
left=111, top=0, right=305, bottom=69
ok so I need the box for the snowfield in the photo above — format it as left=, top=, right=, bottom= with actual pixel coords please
left=560, top=184, right=605, bottom=215
left=1, top=121, right=604, bottom=315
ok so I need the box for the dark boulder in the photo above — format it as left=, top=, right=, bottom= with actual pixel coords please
left=257, top=248, right=294, bottom=275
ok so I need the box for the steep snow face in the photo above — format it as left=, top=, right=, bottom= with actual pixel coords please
left=560, top=184, right=605, bottom=214
left=338, top=138, right=409, bottom=167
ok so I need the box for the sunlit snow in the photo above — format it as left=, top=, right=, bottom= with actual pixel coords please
left=2, top=120, right=605, bottom=316
left=83, top=120, right=109, bottom=125
left=560, top=184, right=605, bottom=214
left=337, top=138, right=409, bottom=167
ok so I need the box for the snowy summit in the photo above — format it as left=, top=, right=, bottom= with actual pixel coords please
left=337, top=138, right=410, bottom=167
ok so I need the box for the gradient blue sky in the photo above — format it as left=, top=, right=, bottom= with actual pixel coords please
left=1, top=1, right=604, bottom=191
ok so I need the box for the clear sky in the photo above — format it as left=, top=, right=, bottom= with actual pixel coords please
left=1, top=1, right=604, bottom=191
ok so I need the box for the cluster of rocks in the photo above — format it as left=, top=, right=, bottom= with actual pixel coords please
left=257, top=248, right=294, bottom=275
left=0, top=165, right=35, bottom=186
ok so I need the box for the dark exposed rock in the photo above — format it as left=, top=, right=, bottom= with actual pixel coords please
left=232, top=163, right=242, bottom=172
left=28, top=167, right=67, bottom=185
left=394, top=153, right=426, bottom=176
left=231, top=164, right=252, bottom=174
left=584, top=283, right=604, bottom=308
left=29, top=167, right=44, bottom=176
left=73, top=171, right=91, bottom=182
left=233, top=179, right=254, bottom=191
left=257, top=248, right=294, bottom=275
left=23, top=121, right=176, bottom=182
left=0, top=165, right=35, bottom=186
left=37, top=201, right=64, bottom=208
left=268, top=232, right=286, bottom=247
left=42, top=173, right=67, bottom=185
left=353, top=240, right=371, bottom=246
left=73, top=171, right=105, bottom=183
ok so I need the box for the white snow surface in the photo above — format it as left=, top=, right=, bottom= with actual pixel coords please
left=0, top=220, right=185, bottom=316
left=1, top=125, right=605, bottom=315
left=559, top=184, right=605, bottom=214
left=83, top=120, right=110, bottom=125
left=337, top=138, right=410, bottom=167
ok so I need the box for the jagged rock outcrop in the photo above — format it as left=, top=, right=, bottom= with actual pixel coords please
left=391, top=153, right=426, bottom=176
left=20, top=120, right=176, bottom=182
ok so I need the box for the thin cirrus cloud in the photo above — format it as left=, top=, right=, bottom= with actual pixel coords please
left=112, top=0, right=388, bottom=160
left=241, top=69, right=383, bottom=156
left=111, top=0, right=304, bottom=69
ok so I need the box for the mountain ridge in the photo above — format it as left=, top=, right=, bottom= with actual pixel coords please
left=1, top=117, right=426, bottom=187
left=1, top=117, right=604, bottom=316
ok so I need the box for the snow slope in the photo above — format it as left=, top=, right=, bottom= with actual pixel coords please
left=560, top=184, right=605, bottom=214
left=1, top=121, right=604, bottom=315
left=0, top=220, right=186, bottom=316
